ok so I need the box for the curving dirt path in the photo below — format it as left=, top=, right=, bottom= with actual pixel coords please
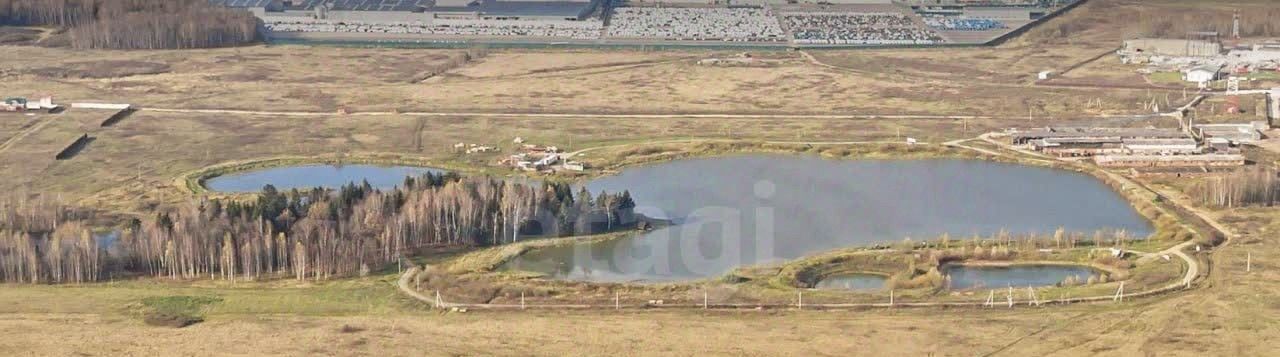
left=960, top=133, right=1231, bottom=290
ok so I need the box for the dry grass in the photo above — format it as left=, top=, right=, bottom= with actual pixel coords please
left=448, top=51, right=693, bottom=79
left=0, top=42, right=1179, bottom=117
left=0, top=309, right=1071, bottom=356
left=0, top=0, right=1278, bottom=354
left=0, top=109, right=1020, bottom=212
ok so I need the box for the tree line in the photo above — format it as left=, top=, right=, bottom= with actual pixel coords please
left=0, top=0, right=259, bottom=49
left=0, top=173, right=639, bottom=283
left=1194, top=168, right=1279, bottom=208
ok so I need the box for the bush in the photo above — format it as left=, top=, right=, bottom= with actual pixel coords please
left=139, top=296, right=222, bottom=328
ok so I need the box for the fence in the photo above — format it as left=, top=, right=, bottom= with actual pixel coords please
left=399, top=262, right=1200, bottom=312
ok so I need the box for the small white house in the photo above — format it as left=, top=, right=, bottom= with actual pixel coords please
left=1037, top=70, right=1054, bottom=80
left=1184, top=65, right=1221, bottom=85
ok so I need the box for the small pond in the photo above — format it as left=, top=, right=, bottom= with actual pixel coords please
left=942, top=264, right=1100, bottom=290
left=503, top=155, right=1152, bottom=283
left=204, top=164, right=444, bottom=192
left=814, top=273, right=888, bottom=291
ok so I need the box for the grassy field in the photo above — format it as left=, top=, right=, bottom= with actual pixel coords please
left=1, top=0, right=1279, bottom=355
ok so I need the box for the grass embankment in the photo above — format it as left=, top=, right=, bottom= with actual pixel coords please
left=581, top=141, right=986, bottom=173
left=730, top=233, right=1182, bottom=305
left=411, top=231, right=722, bottom=305
left=441, top=231, right=636, bottom=275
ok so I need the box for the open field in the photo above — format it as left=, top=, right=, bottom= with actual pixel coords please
left=1, top=0, right=1279, bottom=355
left=0, top=108, right=1117, bottom=213
left=0, top=238, right=1275, bottom=357
left=0, top=48, right=1179, bottom=118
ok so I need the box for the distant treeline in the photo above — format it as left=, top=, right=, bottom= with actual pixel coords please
left=0, top=173, right=639, bottom=283
left=1195, top=168, right=1279, bottom=208
left=0, top=0, right=259, bottom=49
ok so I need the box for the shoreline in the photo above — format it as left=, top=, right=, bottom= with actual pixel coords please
left=420, top=137, right=1202, bottom=307
left=169, top=138, right=1190, bottom=302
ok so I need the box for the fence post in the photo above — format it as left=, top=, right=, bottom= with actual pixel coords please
left=434, top=290, right=442, bottom=309
left=798, top=291, right=803, bottom=310
left=1006, top=286, right=1013, bottom=308
left=615, top=292, right=620, bottom=310
left=703, top=290, right=708, bottom=310
left=889, top=289, right=894, bottom=307
left=1247, top=252, right=1252, bottom=272
left=521, top=292, right=525, bottom=310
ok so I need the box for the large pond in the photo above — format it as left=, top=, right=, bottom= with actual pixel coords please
left=204, top=164, right=444, bottom=192
left=503, top=155, right=1152, bottom=283
left=942, top=264, right=1100, bottom=290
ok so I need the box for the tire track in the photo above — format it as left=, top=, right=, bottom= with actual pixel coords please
left=0, top=115, right=56, bottom=155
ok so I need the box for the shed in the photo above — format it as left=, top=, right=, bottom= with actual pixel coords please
left=1184, top=65, right=1221, bottom=83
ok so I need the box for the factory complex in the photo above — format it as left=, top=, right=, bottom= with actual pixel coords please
left=210, top=0, right=1079, bottom=46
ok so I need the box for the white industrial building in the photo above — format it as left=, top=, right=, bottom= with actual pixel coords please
left=1122, top=138, right=1199, bottom=155
left=1194, top=123, right=1265, bottom=144
left=1183, top=65, right=1221, bottom=84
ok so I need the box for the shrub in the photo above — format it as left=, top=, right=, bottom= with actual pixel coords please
left=139, top=296, right=222, bottom=328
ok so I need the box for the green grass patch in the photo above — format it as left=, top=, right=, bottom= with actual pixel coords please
left=0, top=273, right=418, bottom=318
left=1247, top=71, right=1280, bottom=81
left=1147, top=71, right=1185, bottom=84
left=139, top=296, right=222, bottom=328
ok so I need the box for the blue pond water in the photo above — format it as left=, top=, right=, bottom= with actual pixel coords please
left=943, top=264, right=1099, bottom=290
left=814, top=273, right=888, bottom=291
left=503, top=155, right=1152, bottom=283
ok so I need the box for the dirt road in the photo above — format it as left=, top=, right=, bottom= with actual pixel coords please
left=141, top=107, right=995, bottom=121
